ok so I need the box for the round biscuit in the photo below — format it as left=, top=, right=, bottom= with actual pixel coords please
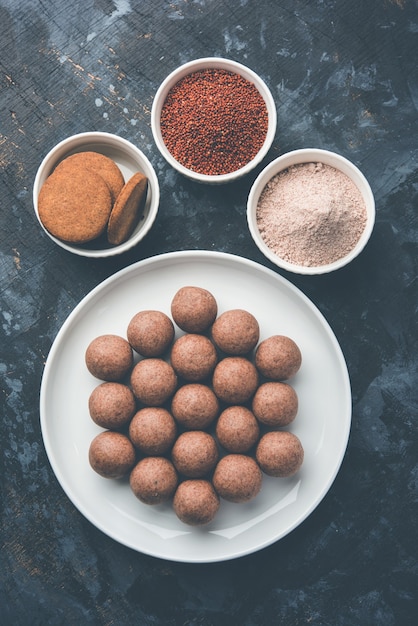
left=38, top=168, right=112, bottom=243
left=55, top=151, right=125, bottom=203
left=107, top=172, right=148, bottom=245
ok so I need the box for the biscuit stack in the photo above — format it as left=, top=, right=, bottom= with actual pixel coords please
left=38, top=151, right=148, bottom=246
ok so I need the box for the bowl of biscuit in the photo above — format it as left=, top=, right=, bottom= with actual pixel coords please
left=33, top=132, right=160, bottom=257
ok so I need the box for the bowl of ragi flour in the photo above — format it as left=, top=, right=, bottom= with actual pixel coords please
left=247, top=148, right=375, bottom=275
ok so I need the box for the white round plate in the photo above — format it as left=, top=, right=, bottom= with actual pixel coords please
left=40, top=251, right=351, bottom=563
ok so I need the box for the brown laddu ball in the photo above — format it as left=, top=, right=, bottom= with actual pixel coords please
left=85, top=334, right=133, bottom=381
left=173, top=480, right=220, bottom=525
left=170, top=334, right=218, bottom=381
left=130, top=358, right=177, bottom=406
left=213, top=454, right=262, bottom=503
left=171, top=431, right=219, bottom=478
left=127, top=310, right=174, bottom=357
left=215, top=406, right=260, bottom=453
left=256, top=431, right=304, bottom=477
left=255, top=335, right=302, bottom=380
left=171, top=286, right=218, bottom=333
left=212, top=357, right=258, bottom=404
left=129, top=407, right=177, bottom=455
left=171, top=383, right=219, bottom=429
left=89, top=431, right=136, bottom=479
left=130, top=457, right=178, bottom=505
left=88, top=382, right=136, bottom=429
left=211, top=309, right=260, bottom=355
left=252, top=382, right=298, bottom=427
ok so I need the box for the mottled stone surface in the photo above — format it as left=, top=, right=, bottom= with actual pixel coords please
left=1, top=0, right=417, bottom=624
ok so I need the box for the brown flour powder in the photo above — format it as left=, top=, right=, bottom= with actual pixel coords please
left=256, top=162, right=367, bottom=267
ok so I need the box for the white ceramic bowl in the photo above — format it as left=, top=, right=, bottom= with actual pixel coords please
left=151, top=57, right=277, bottom=184
left=247, top=148, right=375, bottom=275
left=33, top=132, right=160, bottom=258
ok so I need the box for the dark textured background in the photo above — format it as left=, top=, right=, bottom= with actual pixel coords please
left=1, top=1, right=417, bottom=624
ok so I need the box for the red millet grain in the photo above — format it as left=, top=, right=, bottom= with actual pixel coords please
left=160, top=69, right=269, bottom=176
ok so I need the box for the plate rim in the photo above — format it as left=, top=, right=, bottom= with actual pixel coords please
left=40, top=250, right=352, bottom=562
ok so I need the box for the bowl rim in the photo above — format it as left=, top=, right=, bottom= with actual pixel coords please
left=247, top=148, right=376, bottom=275
left=151, top=56, right=277, bottom=184
left=33, top=131, right=160, bottom=258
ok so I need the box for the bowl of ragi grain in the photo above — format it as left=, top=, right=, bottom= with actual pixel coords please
left=151, top=57, right=277, bottom=184
left=247, top=148, right=375, bottom=275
